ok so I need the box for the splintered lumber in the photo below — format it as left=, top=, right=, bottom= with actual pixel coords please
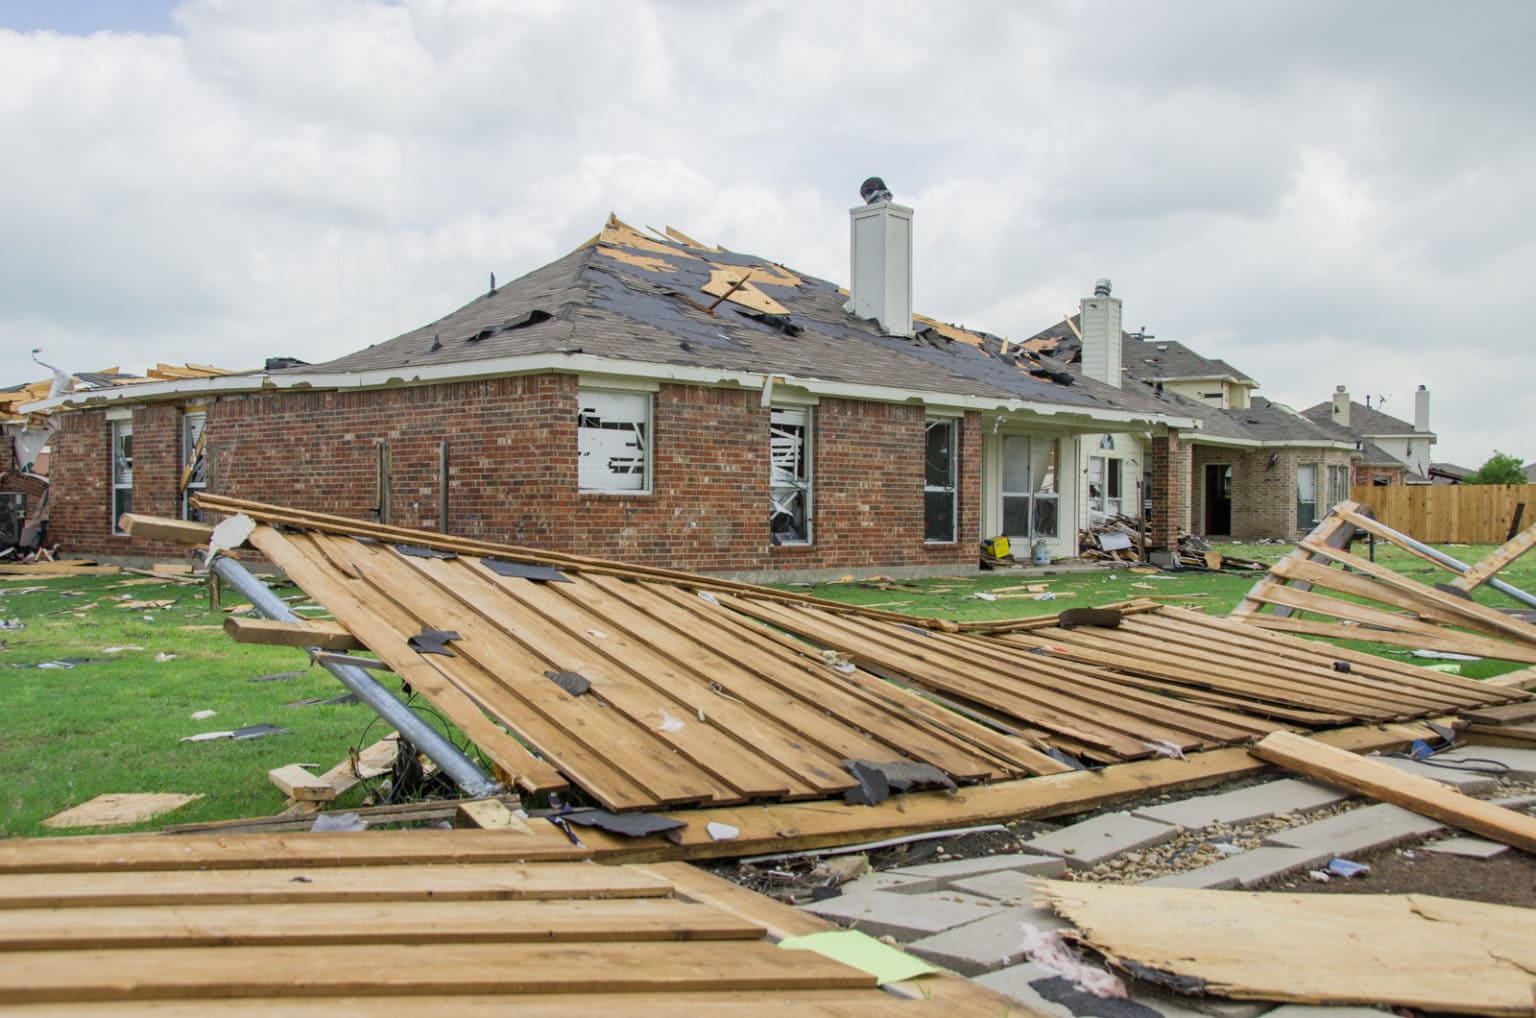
left=1031, top=880, right=1536, bottom=1016
left=1450, top=519, right=1536, bottom=592
left=1250, top=730, right=1536, bottom=854
left=267, top=765, right=336, bottom=803
left=225, top=616, right=364, bottom=651
left=119, top=514, right=215, bottom=546
left=456, top=799, right=533, bottom=833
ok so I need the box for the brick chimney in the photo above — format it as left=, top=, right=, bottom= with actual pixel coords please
left=848, top=176, right=913, bottom=337
left=1414, top=384, right=1430, bottom=432
left=1332, top=385, right=1351, bottom=428
left=1079, top=279, right=1122, bottom=387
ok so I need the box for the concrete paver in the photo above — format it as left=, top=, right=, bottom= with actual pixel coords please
left=1374, top=756, right=1498, bottom=795
left=836, top=871, right=940, bottom=896
left=1420, top=836, right=1509, bottom=859
left=886, top=850, right=1064, bottom=884
left=1023, top=812, right=1179, bottom=869
left=1133, top=779, right=1351, bottom=829
left=1262, top=803, right=1443, bottom=854
left=977, top=961, right=1274, bottom=1018
left=951, top=867, right=1054, bottom=903
left=1432, top=745, right=1536, bottom=780
left=1138, top=847, right=1331, bottom=889
left=797, top=887, right=1002, bottom=940
left=906, top=907, right=1061, bottom=975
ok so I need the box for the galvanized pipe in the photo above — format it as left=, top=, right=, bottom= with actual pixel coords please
left=209, top=553, right=502, bottom=797
left=1365, top=526, right=1536, bottom=611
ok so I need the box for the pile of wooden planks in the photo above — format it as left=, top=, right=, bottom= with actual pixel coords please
left=1231, top=501, right=1536, bottom=679
left=0, top=833, right=1011, bottom=1014
left=128, top=496, right=1528, bottom=815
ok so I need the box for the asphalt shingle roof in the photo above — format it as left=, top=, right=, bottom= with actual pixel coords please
left=293, top=216, right=1180, bottom=420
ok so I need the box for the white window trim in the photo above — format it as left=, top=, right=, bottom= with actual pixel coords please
left=182, top=412, right=208, bottom=520
left=111, top=420, right=133, bottom=536
left=924, top=417, right=958, bottom=544
left=578, top=389, right=652, bottom=495
left=770, top=406, right=813, bottom=545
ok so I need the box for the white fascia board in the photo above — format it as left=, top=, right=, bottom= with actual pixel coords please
left=28, top=352, right=1200, bottom=431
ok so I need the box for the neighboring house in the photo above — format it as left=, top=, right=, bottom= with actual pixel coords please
left=1527, top=462, right=1536, bottom=484
left=1428, top=462, right=1473, bottom=485
left=1301, top=386, right=1437, bottom=482
left=35, top=197, right=1199, bottom=577
left=1025, top=304, right=1356, bottom=540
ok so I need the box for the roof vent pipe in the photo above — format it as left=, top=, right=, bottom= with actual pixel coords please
left=847, top=177, right=914, bottom=337
left=1094, top=279, right=1113, bottom=297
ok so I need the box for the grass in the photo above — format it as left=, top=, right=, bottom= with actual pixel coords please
left=1, top=536, right=1530, bottom=839
left=0, top=574, right=466, bottom=839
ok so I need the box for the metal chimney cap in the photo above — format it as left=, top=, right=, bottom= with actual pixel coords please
left=1094, top=278, right=1112, bottom=296
left=859, top=176, right=894, bottom=205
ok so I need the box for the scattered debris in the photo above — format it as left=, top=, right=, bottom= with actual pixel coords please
left=41, top=792, right=203, bottom=829
left=180, top=723, right=288, bottom=743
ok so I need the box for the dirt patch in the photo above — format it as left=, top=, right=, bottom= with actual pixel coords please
left=1251, top=841, right=1536, bottom=907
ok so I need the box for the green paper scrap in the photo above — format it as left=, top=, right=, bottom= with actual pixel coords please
left=777, top=929, right=939, bottom=985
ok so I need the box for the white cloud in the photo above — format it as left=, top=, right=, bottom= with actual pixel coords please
left=1, top=0, right=1533, bottom=469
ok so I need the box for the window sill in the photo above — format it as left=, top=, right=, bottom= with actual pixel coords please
left=579, top=491, right=654, bottom=499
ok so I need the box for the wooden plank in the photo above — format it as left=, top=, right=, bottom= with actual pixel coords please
left=0, top=941, right=875, bottom=1003
left=119, top=514, right=214, bottom=546
left=1296, top=536, right=1536, bottom=644
left=1485, top=664, right=1536, bottom=690
left=1250, top=730, right=1536, bottom=854
left=312, top=535, right=737, bottom=807
left=0, top=992, right=947, bottom=1017
left=247, top=527, right=571, bottom=796
left=642, top=862, right=1019, bottom=1014
left=41, top=794, right=203, bottom=830
left=1232, top=504, right=1361, bottom=619
left=0, top=898, right=761, bottom=951
left=1461, top=722, right=1536, bottom=745
left=224, top=617, right=362, bottom=651
left=1457, top=700, right=1536, bottom=726
left=267, top=765, right=335, bottom=803
left=1033, top=880, right=1536, bottom=1016
left=1450, top=520, right=1536, bottom=593
left=455, top=799, right=533, bottom=832
left=0, top=860, right=669, bottom=905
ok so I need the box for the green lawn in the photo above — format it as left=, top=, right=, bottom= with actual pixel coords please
left=1, top=536, right=1529, bottom=839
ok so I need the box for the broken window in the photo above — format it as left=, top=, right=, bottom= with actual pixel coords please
left=1296, top=463, right=1318, bottom=530
left=770, top=407, right=812, bottom=544
left=1327, top=464, right=1350, bottom=509
left=924, top=418, right=957, bottom=543
left=111, top=421, right=133, bottom=535
left=182, top=412, right=207, bottom=522
left=578, top=390, right=650, bottom=493
left=1001, top=435, right=1058, bottom=540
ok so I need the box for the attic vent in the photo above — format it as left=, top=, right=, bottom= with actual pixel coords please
left=466, top=309, right=554, bottom=343
left=737, top=310, right=802, bottom=336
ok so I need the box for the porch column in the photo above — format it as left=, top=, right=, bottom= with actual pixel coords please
left=1149, top=429, right=1190, bottom=550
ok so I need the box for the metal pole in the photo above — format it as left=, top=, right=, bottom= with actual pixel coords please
left=209, top=554, right=502, bottom=797
left=1367, top=527, right=1536, bottom=611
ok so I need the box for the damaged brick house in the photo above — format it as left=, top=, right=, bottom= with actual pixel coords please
left=1025, top=299, right=1368, bottom=541
left=38, top=192, right=1200, bottom=576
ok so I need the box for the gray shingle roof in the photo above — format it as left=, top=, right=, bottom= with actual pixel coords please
left=1300, top=400, right=1422, bottom=437
left=289, top=217, right=1179, bottom=420
left=1021, top=316, right=1259, bottom=387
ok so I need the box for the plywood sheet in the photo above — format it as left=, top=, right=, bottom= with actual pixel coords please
left=1033, top=880, right=1536, bottom=1016
left=41, top=793, right=203, bottom=830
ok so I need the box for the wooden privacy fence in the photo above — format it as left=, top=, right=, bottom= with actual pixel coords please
left=1349, top=484, right=1536, bottom=544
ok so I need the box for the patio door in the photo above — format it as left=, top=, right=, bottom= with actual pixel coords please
left=1000, top=435, right=1059, bottom=541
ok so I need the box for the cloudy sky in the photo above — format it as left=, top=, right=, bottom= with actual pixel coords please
left=3, top=0, right=1531, bottom=468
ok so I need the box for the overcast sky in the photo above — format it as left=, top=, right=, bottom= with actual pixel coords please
left=3, top=0, right=1531, bottom=468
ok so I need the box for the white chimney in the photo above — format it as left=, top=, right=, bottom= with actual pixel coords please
left=1414, top=385, right=1430, bottom=432
left=1332, top=385, right=1351, bottom=428
left=1079, top=279, right=1122, bottom=387
left=848, top=177, right=913, bottom=337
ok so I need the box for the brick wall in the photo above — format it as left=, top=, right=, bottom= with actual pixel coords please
left=1147, top=430, right=1191, bottom=548
left=1189, top=444, right=1356, bottom=540
left=48, top=376, right=985, bottom=574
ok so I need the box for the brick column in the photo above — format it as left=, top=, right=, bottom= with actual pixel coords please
left=1148, top=429, right=1190, bottom=550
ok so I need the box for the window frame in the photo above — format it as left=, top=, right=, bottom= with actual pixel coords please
left=923, top=417, right=958, bottom=544
left=769, top=406, right=813, bottom=545
left=1296, top=462, right=1319, bottom=530
left=1000, top=434, right=1059, bottom=540
left=111, top=420, right=134, bottom=535
left=577, top=389, right=653, bottom=495
left=181, top=411, right=207, bottom=522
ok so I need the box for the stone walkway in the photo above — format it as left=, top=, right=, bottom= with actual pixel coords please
left=798, top=744, right=1536, bottom=1017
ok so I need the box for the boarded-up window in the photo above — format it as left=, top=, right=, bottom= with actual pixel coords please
left=578, top=391, right=650, bottom=493
left=770, top=407, right=812, bottom=544
left=111, top=421, right=133, bottom=534
left=924, top=418, right=957, bottom=543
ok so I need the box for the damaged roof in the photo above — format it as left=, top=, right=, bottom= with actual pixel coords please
left=289, top=216, right=1185, bottom=421
left=1024, top=315, right=1259, bottom=387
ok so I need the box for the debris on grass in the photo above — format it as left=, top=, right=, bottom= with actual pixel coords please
left=42, top=792, right=204, bottom=829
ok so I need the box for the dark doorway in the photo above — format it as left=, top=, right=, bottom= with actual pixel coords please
left=1204, top=464, right=1233, bottom=535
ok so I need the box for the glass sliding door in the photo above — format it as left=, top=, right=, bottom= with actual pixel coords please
left=1000, top=435, right=1058, bottom=541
